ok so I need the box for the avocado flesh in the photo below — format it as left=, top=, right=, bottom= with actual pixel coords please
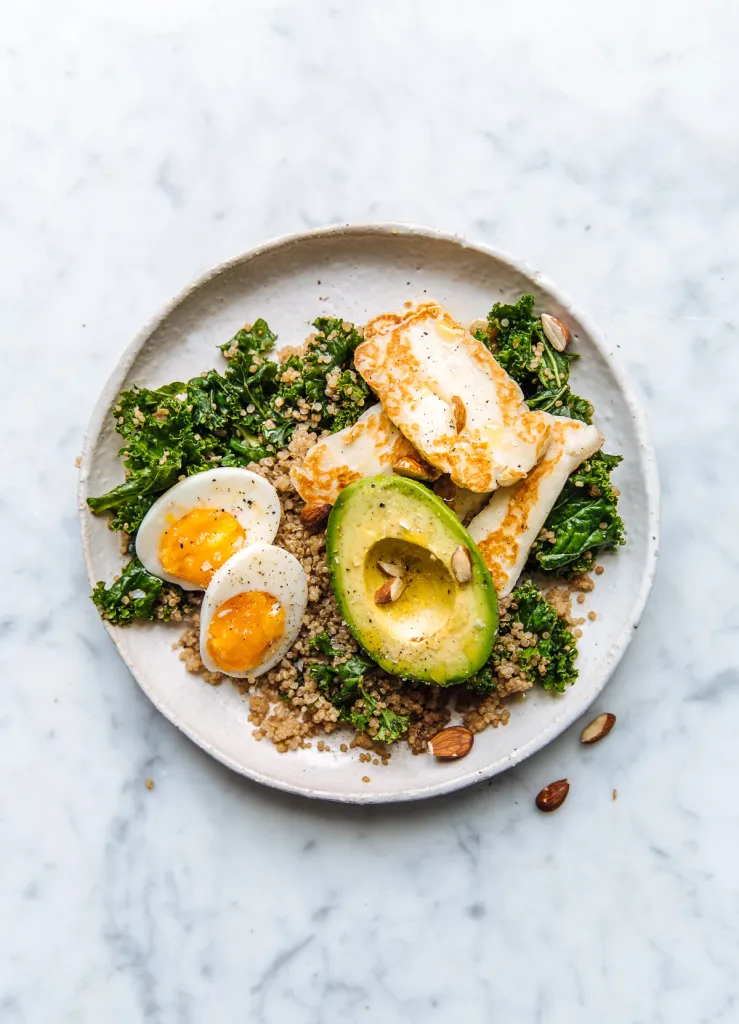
left=326, top=475, right=498, bottom=685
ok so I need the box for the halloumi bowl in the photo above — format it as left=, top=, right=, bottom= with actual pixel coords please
left=79, top=225, right=658, bottom=803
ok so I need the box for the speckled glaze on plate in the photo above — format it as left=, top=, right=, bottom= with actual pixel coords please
left=78, top=224, right=659, bottom=804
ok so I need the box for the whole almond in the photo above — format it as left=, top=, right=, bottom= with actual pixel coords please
left=451, top=395, right=467, bottom=433
left=428, top=726, right=474, bottom=760
left=540, top=313, right=571, bottom=352
left=535, top=779, right=570, bottom=812
left=300, top=501, right=332, bottom=531
left=451, top=545, right=472, bottom=584
left=393, top=455, right=441, bottom=482
left=580, top=712, right=616, bottom=745
left=374, top=576, right=405, bottom=605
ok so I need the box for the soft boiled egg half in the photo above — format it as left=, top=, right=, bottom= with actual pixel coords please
left=135, top=468, right=281, bottom=590
left=199, top=543, right=308, bottom=678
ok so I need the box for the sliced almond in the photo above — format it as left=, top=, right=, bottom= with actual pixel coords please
left=300, top=501, right=332, bottom=531
left=377, top=560, right=405, bottom=578
left=580, top=712, right=616, bottom=745
left=535, top=779, right=570, bottom=812
left=374, top=576, right=405, bottom=605
left=451, top=545, right=472, bottom=584
left=451, top=395, right=466, bottom=433
left=428, top=726, right=474, bottom=760
left=540, top=313, right=571, bottom=352
left=392, top=455, right=441, bottom=483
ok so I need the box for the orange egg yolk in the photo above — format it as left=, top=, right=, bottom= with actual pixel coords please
left=206, top=591, right=285, bottom=673
left=158, top=507, right=245, bottom=587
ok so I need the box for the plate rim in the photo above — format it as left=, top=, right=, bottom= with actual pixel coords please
left=78, top=222, right=660, bottom=804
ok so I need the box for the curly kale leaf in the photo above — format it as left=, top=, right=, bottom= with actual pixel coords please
left=88, top=320, right=280, bottom=532
left=220, top=320, right=276, bottom=361
left=351, top=687, right=409, bottom=744
left=88, top=316, right=371, bottom=538
left=307, top=633, right=409, bottom=743
left=279, top=317, right=371, bottom=434
left=502, top=581, right=578, bottom=692
left=308, top=634, right=376, bottom=709
left=529, top=452, right=625, bottom=577
left=308, top=631, right=343, bottom=658
left=506, top=581, right=578, bottom=691
left=465, top=582, right=578, bottom=695
left=91, top=556, right=179, bottom=624
left=525, top=384, right=594, bottom=422
left=376, top=710, right=409, bottom=744
left=478, top=294, right=592, bottom=424
left=464, top=660, right=498, bottom=697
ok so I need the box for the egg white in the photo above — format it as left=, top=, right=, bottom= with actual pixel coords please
left=199, top=543, right=308, bottom=678
left=135, top=468, right=281, bottom=590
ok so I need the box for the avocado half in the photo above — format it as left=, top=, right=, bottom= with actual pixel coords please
left=326, top=475, right=498, bottom=685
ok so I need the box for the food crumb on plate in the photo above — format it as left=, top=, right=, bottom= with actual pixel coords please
left=145, top=778, right=155, bottom=791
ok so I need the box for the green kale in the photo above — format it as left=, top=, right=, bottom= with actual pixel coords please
left=529, top=452, right=625, bottom=577
left=308, top=637, right=375, bottom=710
left=464, top=659, right=497, bottom=697
left=277, top=317, right=371, bottom=434
left=478, top=294, right=593, bottom=424
left=308, top=631, right=343, bottom=658
left=87, top=320, right=280, bottom=532
left=88, top=316, right=370, bottom=537
left=505, top=581, right=578, bottom=691
left=91, top=556, right=181, bottom=624
left=307, top=633, right=409, bottom=743
left=376, top=709, right=410, bottom=744
left=465, top=581, right=578, bottom=695
left=501, top=581, right=578, bottom=692
left=526, top=384, right=594, bottom=423
left=352, top=687, right=410, bottom=744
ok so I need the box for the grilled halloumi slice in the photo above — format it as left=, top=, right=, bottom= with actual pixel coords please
left=355, top=301, right=553, bottom=493
left=290, top=404, right=422, bottom=504
left=467, top=418, right=604, bottom=597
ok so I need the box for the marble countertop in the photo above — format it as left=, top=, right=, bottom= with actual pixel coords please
left=3, top=1, right=738, bottom=1021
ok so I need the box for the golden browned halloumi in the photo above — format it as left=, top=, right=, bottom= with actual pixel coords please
left=355, top=301, right=553, bottom=493
left=290, top=404, right=421, bottom=504
left=467, top=418, right=604, bottom=596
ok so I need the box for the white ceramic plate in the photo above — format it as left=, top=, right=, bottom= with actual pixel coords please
left=79, top=224, right=659, bottom=804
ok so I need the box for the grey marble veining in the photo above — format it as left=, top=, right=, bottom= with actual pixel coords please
left=2, top=1, right=739, bottom=1021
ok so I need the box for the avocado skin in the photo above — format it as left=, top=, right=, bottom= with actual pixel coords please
left=326, top=475, right=498, bottom=685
